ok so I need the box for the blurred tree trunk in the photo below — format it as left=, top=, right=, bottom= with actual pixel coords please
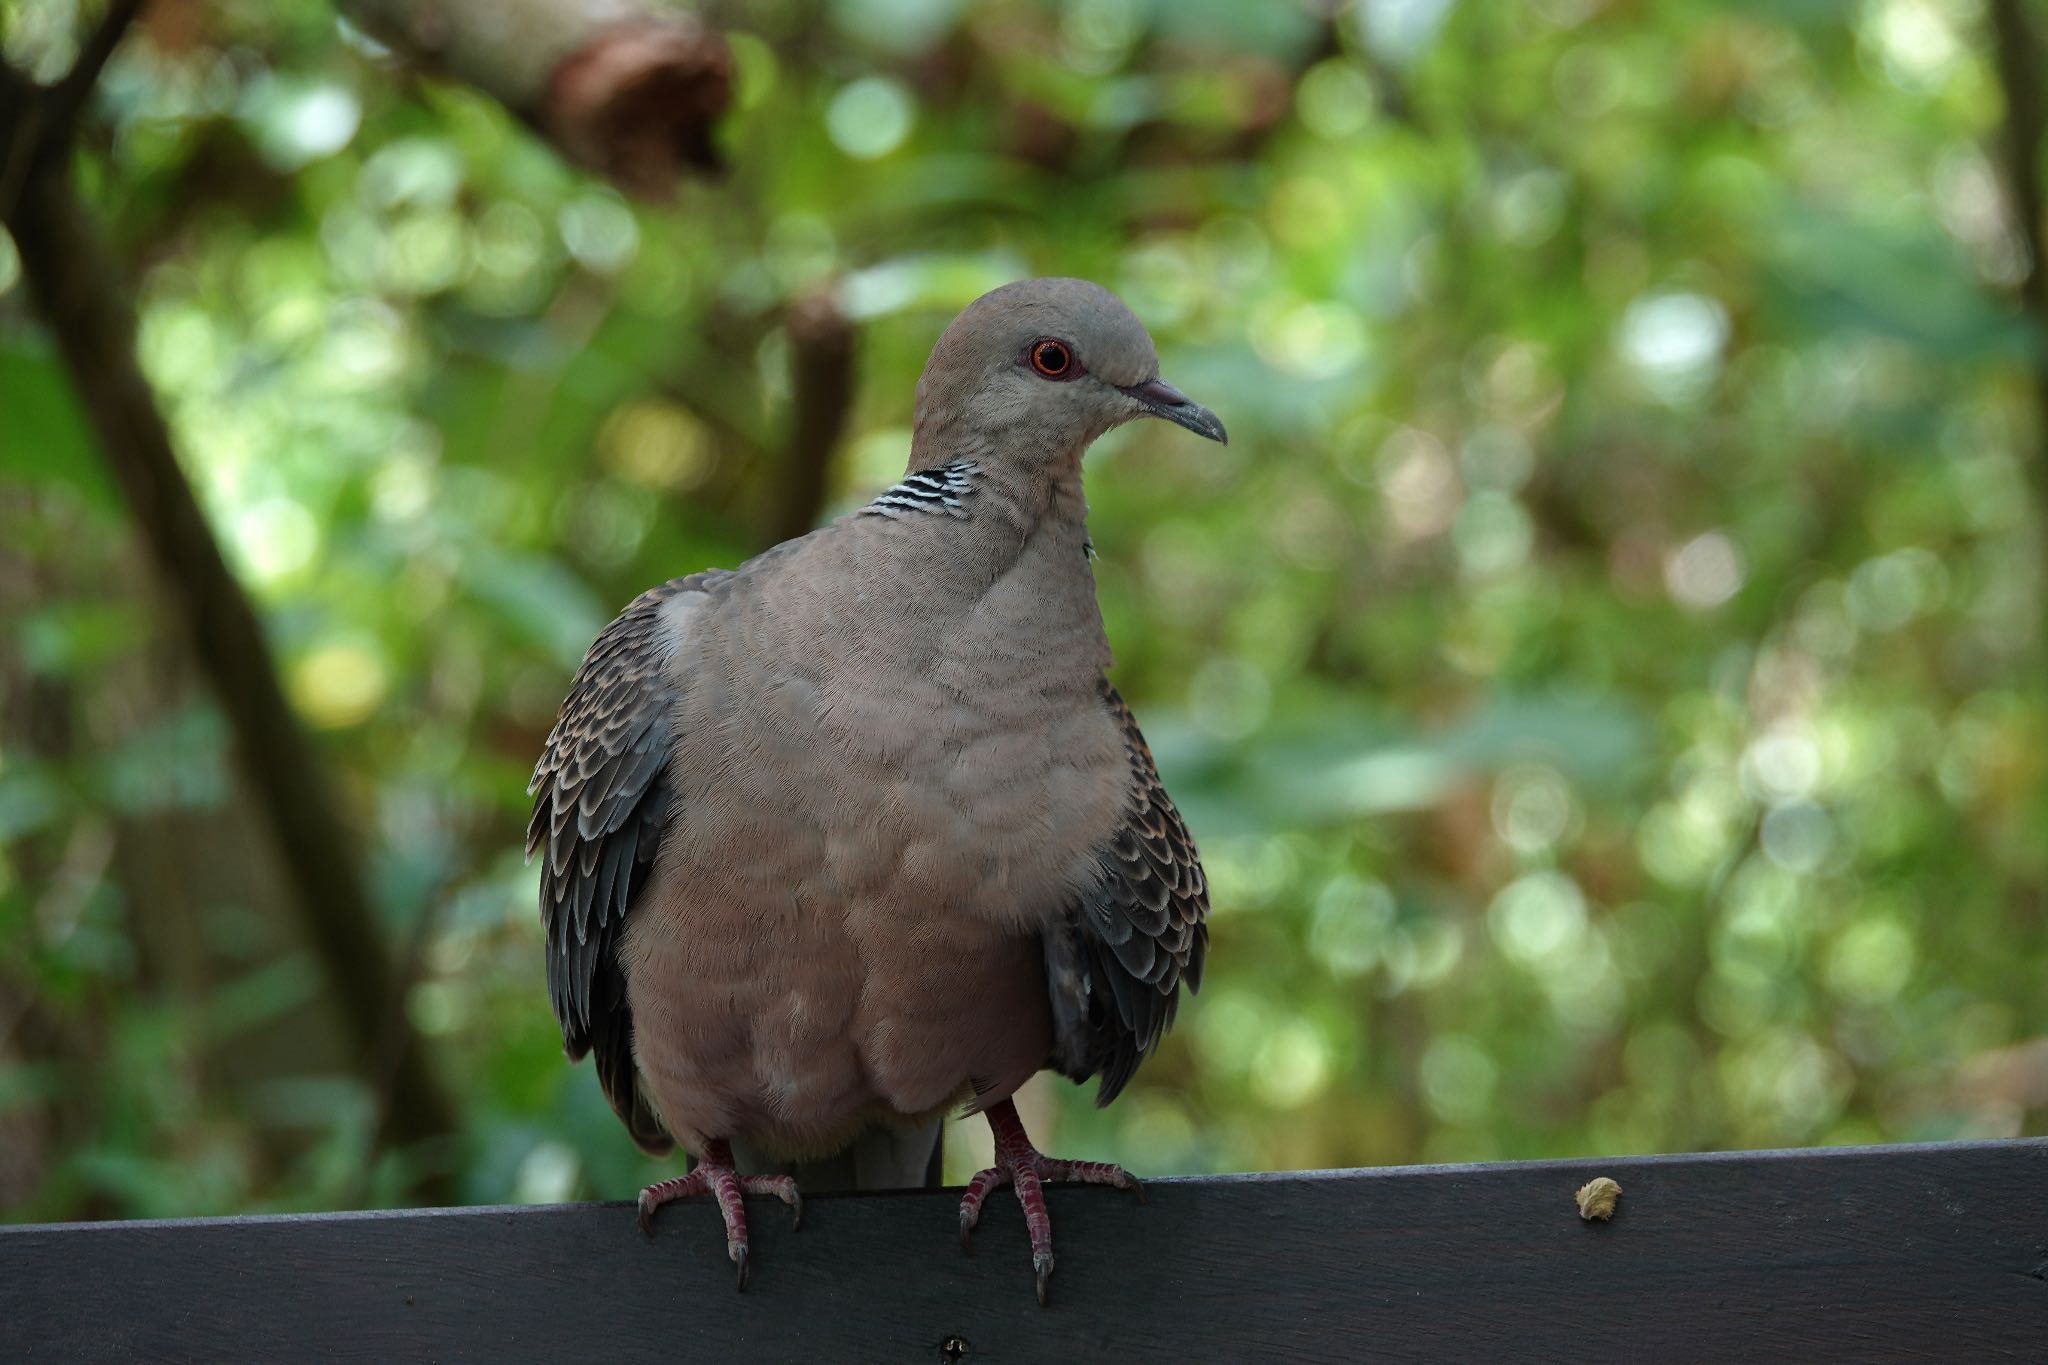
left=0, top=0, right=745, bottom=1209
left=1990, top=0, right=2048, bottom=644
left=1, top=25, right=458, bottom=1201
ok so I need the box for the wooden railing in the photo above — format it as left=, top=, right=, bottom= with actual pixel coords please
left=5, top=1139, right=2044, bottom=1360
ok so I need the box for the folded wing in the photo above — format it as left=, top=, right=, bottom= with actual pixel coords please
left=526, top=573, right=721, bottom=1153
left=1043, top=680, right=1210, bottom=1107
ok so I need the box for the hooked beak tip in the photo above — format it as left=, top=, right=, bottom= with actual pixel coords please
left=1120, top=377, right=1228, bottom=445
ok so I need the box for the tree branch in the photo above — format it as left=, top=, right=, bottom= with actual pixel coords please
left=0, top=58, right=458, bottom=1197
left=334, top=0, right=733, bottom=198
left=1993, top=0, right=2048, bottom=320
left=1989, top=0, right=2048, bottom=645
left=769, top=290, right=857, bottom=547
left=42, top=0, right=149, bottom=160
left=0, top=0, right=147, bottom=222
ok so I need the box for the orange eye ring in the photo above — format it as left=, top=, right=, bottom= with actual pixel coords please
left=1029, top=339, right=1073, bottom=378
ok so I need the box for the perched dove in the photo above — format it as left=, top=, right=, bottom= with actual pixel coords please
left=528, top=277, right=1219, bottom=1303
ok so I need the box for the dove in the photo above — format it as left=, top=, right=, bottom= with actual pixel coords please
left=527, top=277, right=1219, bottom=1303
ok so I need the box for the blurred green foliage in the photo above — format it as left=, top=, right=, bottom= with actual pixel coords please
left=4, top=0, right=2047, bottom=1221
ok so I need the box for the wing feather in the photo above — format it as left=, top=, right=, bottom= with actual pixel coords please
left=528, top=572, right=720, bottom=1155
left=1044, top=680, right=1210, bottom=1107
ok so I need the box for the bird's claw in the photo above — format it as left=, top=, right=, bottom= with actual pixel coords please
left=956, top=1100, right=1143, bottom=1308
left=637, top=1171, right=708, bottom=1237
left=637, top=1189, right=658, bottom=1237
left=635, top=1147, right=802, bottom=1292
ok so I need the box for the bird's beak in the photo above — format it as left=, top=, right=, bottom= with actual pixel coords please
left=1119, top=377, right=1228, bottom=444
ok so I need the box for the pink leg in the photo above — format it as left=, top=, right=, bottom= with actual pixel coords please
left=958, top=1098, right=1144, bottom=1306
left=637, top=1139, right=802, bottom=1291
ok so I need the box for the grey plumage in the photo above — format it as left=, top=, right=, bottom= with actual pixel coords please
left=527, top=276, right=1222, bottom=1293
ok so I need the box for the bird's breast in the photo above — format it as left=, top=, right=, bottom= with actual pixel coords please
left=625, top=509, right=1134, bottom=1143
left=675, top=513, right=1122, bottom=919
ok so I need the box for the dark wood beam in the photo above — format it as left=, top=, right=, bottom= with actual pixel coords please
left=5, top=1140, right=2044, bottom=1360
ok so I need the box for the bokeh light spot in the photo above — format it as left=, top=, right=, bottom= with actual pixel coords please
left=827, top=77, right=915, bottom=159
left=1664, top=530, right=1745, bottom=610
left=291, top=639, right=389, bottom=729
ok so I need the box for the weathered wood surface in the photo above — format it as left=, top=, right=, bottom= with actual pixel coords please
left=5, top=1140, right=2045, bottom=1362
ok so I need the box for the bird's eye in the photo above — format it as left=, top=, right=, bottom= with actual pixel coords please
left=1029, top=339, right=1073, bottom=378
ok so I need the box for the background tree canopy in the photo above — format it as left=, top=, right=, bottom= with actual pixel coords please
left=3, top=0, right=2046, bottom=1221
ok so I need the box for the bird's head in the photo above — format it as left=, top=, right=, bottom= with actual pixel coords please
left=910, top=277, right=1226, bottom=470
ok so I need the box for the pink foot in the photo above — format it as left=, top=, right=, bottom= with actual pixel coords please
left=637, top=1139, right=802, bottom=1291
left=958, top=1098, right=1144, bottom=1306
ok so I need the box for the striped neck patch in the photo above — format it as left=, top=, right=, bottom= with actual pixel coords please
left=860, top=459, right=981, bottom=520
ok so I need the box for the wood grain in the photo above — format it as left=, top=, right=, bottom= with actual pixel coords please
left=6, top=1140, right=2045, bottom=1362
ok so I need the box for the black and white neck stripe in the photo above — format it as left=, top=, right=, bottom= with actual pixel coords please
left=860, top=459, right=981, bottom=520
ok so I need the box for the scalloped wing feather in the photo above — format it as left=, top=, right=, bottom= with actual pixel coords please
left=1045, top=680, right=1209, bottom=1107
left=528, top=572, right=722, bottom=1155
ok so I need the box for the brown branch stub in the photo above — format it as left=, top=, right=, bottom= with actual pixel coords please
left=548, top=18, right=732, bottom=196
left=336, top=0, right=732, bottom=200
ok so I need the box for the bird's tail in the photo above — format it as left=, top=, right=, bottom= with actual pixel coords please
left=731, top=1118, right=943, bottom=1192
